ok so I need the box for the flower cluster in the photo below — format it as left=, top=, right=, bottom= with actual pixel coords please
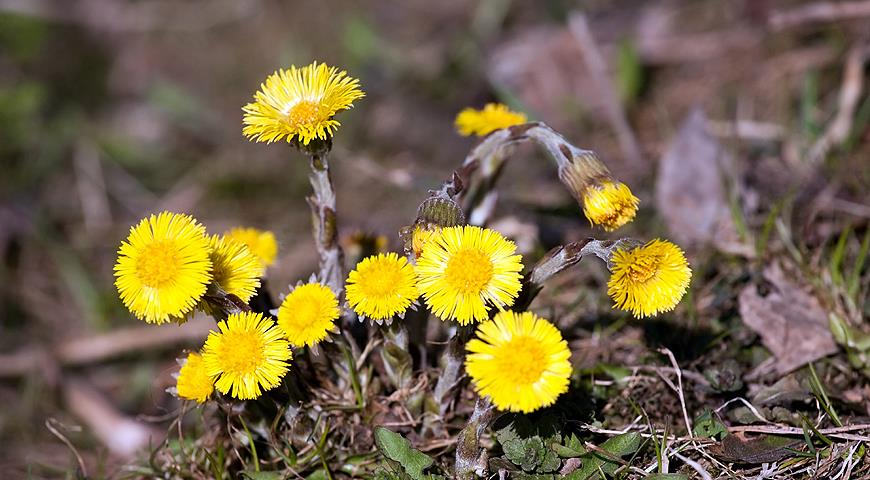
left=114, top=212, right=267, bottom=324
left=114, top=62, right=693, bottom=418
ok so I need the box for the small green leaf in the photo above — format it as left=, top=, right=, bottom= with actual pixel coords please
left=646, top=474, right=689, bottom=480
left=693, top=409, right=728, bottom=440
left=565, top=433, right=642, bottom=480
left=241, top=471, right=284, bottom=480
left=373, top=427, right=434, bottom=480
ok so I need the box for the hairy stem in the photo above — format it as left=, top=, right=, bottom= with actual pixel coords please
left=455, top=396, right=496, bottom=479
left=307, top=152, right=345, bottom=299
left=433, top=324, right=475, bottom=417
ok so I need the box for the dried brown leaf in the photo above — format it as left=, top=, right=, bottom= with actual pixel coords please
left=738, top=261, right=839, bottom=374
left=655, top=108, right=750, bottom=256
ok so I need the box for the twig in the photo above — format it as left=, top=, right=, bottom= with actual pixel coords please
left=63, top=378, right=159, bottom=457
left=658, top=348, right=693, bottom=437
left=770, top=1, right=870, bottom=30
left=0, top=316, right=214, bottom=378
left=728, top=423, right=870, bottom=442
left=45, top=418, right=87, bottom=476
left=568, top=13, right=643, bottom=166
left=807, top=43, right=869, bottom=165
left=673, top=452, right=713, bottom=480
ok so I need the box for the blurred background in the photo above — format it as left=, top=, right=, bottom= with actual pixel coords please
left=1, top=0, right=868, bottom=477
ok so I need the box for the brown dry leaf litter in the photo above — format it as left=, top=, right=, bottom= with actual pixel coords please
left=738, top=261, right=838, bottom=375
left=655, top=108, right=750, bottom=256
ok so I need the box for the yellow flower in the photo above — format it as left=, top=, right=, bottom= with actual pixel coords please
left=466, top=311, right=572, bottom=413
left=114, top=211, right=212, bottom=324
left=607, top=239, right=691, bottom=318
left=346, top=253, right=419, bottom=322
left=201, top=312, right=291, bottom=400
left=208, top=235, right=264, bottom=304
left=224, top=227, right=278, bottom=268
left=277, top=283, right=340, bottom=347
left=455, top=103, right=528, bottom=137
left=416, top=225, right=523, bottom=325
left=582, top=180, right=639, bottom=232
left=411, top=225, right=439, bottom=259
left=242, top=62, right=365, bottom=145
left=176, top=352, right=214, bottom=404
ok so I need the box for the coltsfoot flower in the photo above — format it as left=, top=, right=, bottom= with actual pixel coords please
left=455, top=103, right=528, bottom=137
left=242, top=62, right=365, bottom=145
left=582, top=180, right=640, bottom=231
left=416, top=225, right=523, bottom=325
left=277, top=282, right=340, bottom=347
left=208, top=235, right=264, bottom=304
left=175, top=352, right=214, bottom=404
left=201, top=312, right=291, bottom=400
left=224, top=227, right=278, bottom=268
left=346, top=253, right=419, bottom=323
left=114, top=211, right=212, bottom=324
left=466, top=311, right=572, bottom=413
left=607, top=239, right=691, bottom=318
left=558, top=151, right=639, bottom=231
left=411, top=225, right=439, bottom=259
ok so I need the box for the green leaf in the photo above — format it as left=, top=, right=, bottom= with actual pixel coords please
left=241, top=471, right=284, bottom=480
left=553, top=434, right=586, bottom=458
left=693, top=409, right=728, bottom=440
left=616, top=38, right=643, bottom=105
left=565, top=432, right=642, bottom=480
left=373, top=427, right=434, bottom=480
left=646, top=475, right=689, bottom=480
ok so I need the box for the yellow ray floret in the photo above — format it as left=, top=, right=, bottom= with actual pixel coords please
left=411, top=225, right=439, bottom=259
left=176, top=352, right=214, bottom=404
left=346, top=253, right=419, bottom=322
left=277, top=282, right=340, bottom=347
left=242, top=62, right=365, bottom=145
left=454, top=103, right=528, bottom=137
left=201, top=312, right=291, bottom=400
left=114, top=211, right=212, bottom=324
left=416, top=225, right=523, bottom=325
left=582, top=181, right=640, bottom=231
left=224, top=227, right=278, bottom=268
left=608, top=239, right=691, bottom=318
left=208, top=235, right=264, bottom=304
left=466, top=311, right=572, bottom=413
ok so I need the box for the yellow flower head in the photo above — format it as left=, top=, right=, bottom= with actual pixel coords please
left=582, top=180, right=640, bottom=231
left=175, top=352, right=214, bottom=404
left=277, top=282, right=340, bottom=347
left=411, top=225, right=439, bottom=259
left=114, top=211, right=212, bottom=324
left=201, top=312, right=291, bottom=400
left=346, top=253, right=419, bottom=323
left=466, top=311, right=572, bottom=413
left=224, top=227, right=278, bottom=268
left=608, top=239, right=691, bottom=318
left=208, top=235, right=264, bottom=304
left=242, top=62, right=365, bottom=145
left=416, top=225, right=523, bottom=325
left=454, top=103, right=528, bottom=137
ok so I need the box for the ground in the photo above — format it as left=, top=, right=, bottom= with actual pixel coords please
left=0, top=0, right=868, bottom=478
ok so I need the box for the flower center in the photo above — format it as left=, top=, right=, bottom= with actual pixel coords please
left=361, top=263, right=403, bottom=298
left=496, top=336, right=547, bottom=384
left=285, top=100, right=323, bottom=127
left=444, top=248, right=494, bottom=295
left=627, top=255, right=659, bottom=283
left=135, top=241, right=181, bottom=288
left=218, top=330, right=265, bottom=376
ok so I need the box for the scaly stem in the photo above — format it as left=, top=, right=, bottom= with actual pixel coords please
left=338, top=337, right=364, bottom=410
left=455, top=396, right=496, bottom=479
left=433, top=324, right=475, bottom=417
left=307, top=152, right=345, bottom=299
